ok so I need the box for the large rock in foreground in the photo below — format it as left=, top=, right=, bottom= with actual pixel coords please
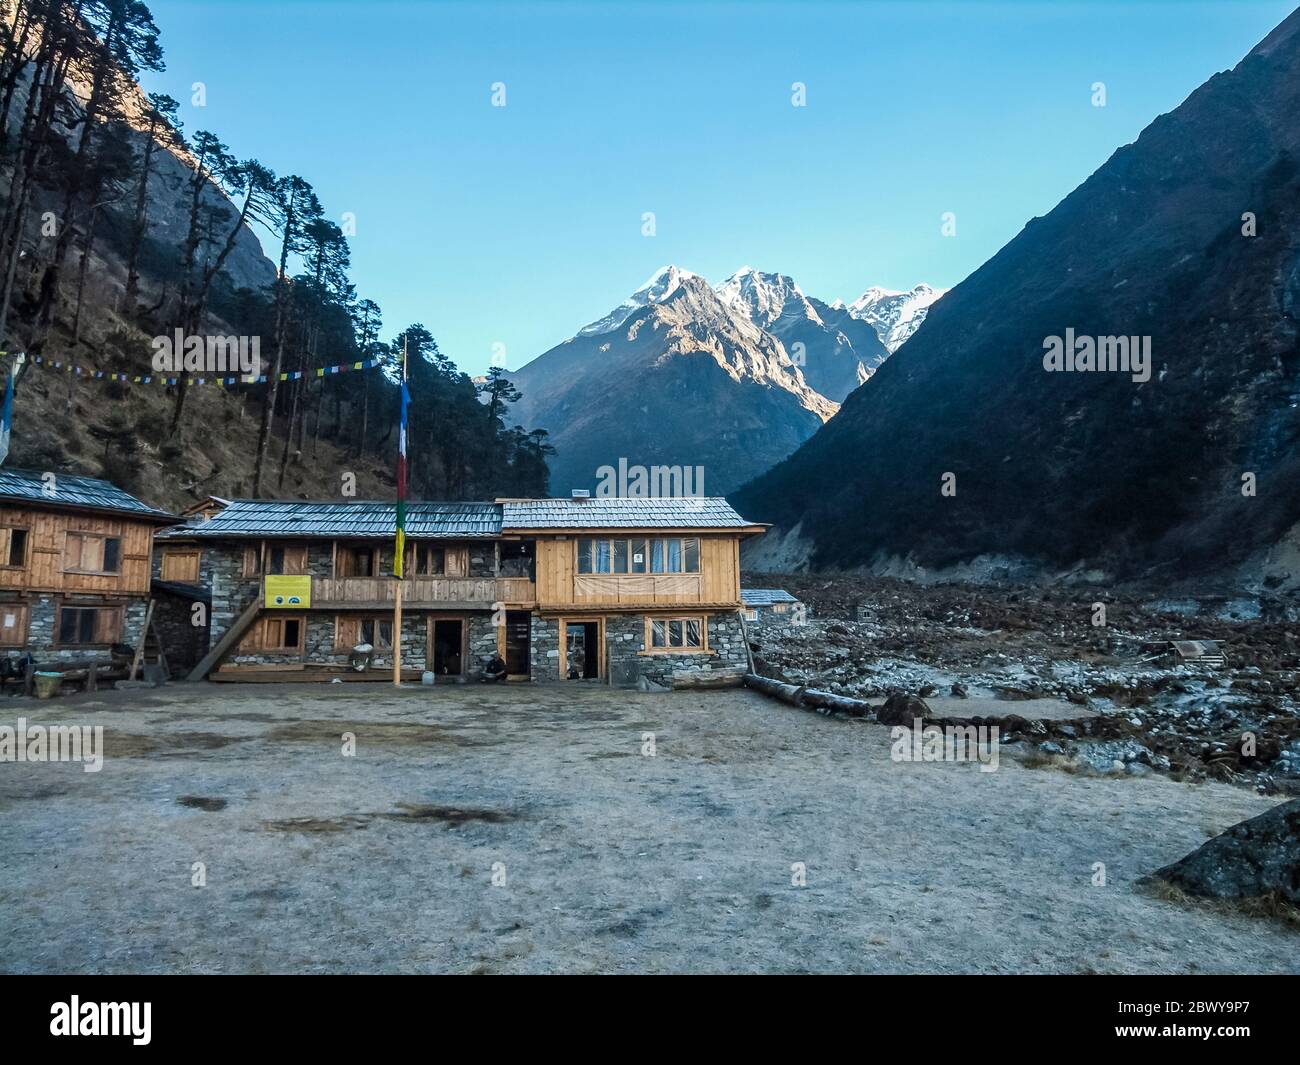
left=1142, top=799, right=1300, bottom=906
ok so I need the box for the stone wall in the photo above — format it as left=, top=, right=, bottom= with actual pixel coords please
left=529, top=616, right=561, bottom=681
left=11, top=595, right=149, bottom=664
left=605, top=611, right=749, bottom=687
left=151, top=588, right=210, bottom=676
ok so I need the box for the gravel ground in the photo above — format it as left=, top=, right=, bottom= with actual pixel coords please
left=0, top=682, right=1296, bottom=974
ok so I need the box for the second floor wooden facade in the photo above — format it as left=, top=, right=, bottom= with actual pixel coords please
left=0, top=468, right=176, bottom=600
left=157, top=496, right=766, bottom=614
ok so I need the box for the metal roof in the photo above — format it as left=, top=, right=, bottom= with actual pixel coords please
left=741, top=588, right=800, bottom=607
left=158, top=499, right=502, bottom=540
left=0, top=466, right=173, bottom=520
left=501, top=497, right=759, bottom=530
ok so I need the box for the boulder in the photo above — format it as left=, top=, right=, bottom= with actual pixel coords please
left=877, top=692, right=931, bottom=726
left=1141, top=799, right=1300, bottom=906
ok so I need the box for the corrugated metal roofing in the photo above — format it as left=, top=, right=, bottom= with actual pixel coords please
left=158, top=499, right=501, bottom=539
left=501, top=497, right=758, bottom=530
left=0, top=466, right=173, bottom=519
left=741, top=588, right=799, bottom=607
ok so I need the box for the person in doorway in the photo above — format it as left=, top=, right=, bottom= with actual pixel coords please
left=481, top=653, right=507, bottom=683
left=568, top=645, right=586, bottom=680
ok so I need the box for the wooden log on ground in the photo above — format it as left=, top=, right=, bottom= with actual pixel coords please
left=743, top=673, right=806, bottom=706
left=671, top=667, right=746, bottom=690
left=801, top=688, right=871, bottom=718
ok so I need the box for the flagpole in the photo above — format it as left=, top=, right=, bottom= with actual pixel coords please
left=393, top=337, right=409, bottom=687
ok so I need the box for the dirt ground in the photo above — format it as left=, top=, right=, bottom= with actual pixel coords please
left=0, top=681, right=1296, bottom=974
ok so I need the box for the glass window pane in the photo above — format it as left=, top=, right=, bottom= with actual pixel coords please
left=685, top=619, right=702, bottom=647
left=669, top=620, right=683, bottom=646
left=613, top=540, right=628, bottom=573
left=666, top=539, right=682, bottom=572
left=683, top=538, right=699, bottom=573
left=577, top=539, right=593, bottom=574
left=595, top=540, right=612, bottom=573
left=630, top=538, right=647, bottom=573
left=378, top=621, right=393, bottom=648
left=102, top=538, right=121, bottom=573
left=651, top=620, right=667, bottom=647
left=79, top=610, right=96, bottom=643
left=650, top=540, right=665, bottom=573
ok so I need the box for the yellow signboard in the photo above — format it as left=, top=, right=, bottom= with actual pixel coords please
left=264, top=574, right=311, bottom=609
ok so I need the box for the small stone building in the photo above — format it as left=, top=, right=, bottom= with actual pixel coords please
left=740, top=588, right=804, bottom=628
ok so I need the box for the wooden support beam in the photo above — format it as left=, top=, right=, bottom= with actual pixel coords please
left=186, top=599, right=263, bottom=681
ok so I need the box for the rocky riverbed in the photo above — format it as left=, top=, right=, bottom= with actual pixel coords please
left=746, top=574, right=1300, bottom=795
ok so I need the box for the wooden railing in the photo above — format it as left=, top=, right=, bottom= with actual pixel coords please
left=300, top=576, right=536, bottom=608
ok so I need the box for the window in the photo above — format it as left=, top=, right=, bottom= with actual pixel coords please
left=266, top=544, right=307, bottom=575
left=647, top=616, right=705, bottom=651
left=56, top=604, right=122, bottom=646
left=160, top=549, right=201, bottom=583
left=0, top=526, right=28, bottom=567
left=335, top=545, right=377, bottom=578
left=413, top=544, right=445, bottom=575
left=744, top=608, right=758, bottom=622
left=335, top=616, right=393, bottom=651
left=250, top=616, right=303, bottom=653
left=629, top=538, right=647, bottom=574
left=359, top=619, right=393, bottom=649
left=578, top=537, right=701, bottom=575
left=63, top=532, right=122, bottom=574
left=0, top=603, right=29, bottom=646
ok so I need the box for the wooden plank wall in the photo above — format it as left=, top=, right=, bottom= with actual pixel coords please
left=534, top=535, right=740, bottom=608
left=0, top=506, right=153, bottom=595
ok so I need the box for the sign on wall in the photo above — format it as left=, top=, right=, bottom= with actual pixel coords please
left=264, top=575, right=311, bottom=609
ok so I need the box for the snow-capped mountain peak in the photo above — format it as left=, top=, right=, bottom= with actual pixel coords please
left=847, top=282, right=945, bottom=352
left=577, top=264, right=700, bottom=337
left=715, top=267, right=822, bottom=330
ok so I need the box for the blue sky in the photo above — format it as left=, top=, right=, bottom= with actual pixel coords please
left=143, top=0, right=1297, bottom=374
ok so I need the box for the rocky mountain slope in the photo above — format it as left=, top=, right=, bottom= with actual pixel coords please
left=716, top=267, right=889, bottom=400
left=507, top=264, right=925, bottom=493
left=508, top=270, right=837, bottom=495
left=2, top=44, right=389, bottom=510
left=734, top=8, right=1300, bottom=585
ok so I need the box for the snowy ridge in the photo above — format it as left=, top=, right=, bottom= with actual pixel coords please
left=847, top=283, right=946, bottom=352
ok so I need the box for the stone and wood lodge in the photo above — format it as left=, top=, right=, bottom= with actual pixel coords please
left=0, top=468, right=176, bottom=663
left=146, top=494, right=767, bottom=685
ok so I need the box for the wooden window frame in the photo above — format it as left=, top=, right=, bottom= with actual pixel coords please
left=641, top=614, right=709, bottom=655
left=258, top=615, right=306, bottom=654
left=54, top=602, right=124, bottom=648
left=577, top=537, right=701, bottom=576
left=333, top=544, right=379, bottom=579
left=334, top=614, right=394, bottom=652
left=62, top=531, right=123, bottom=576
left=160, top=547, right=202, bottom=583
left=245, top=541, right=308, bottom=578
left=0, top=525, right=30, bottom=569
left=411, top=544, right=446, bottom=576
left=0, top=601, right=30, bottom=647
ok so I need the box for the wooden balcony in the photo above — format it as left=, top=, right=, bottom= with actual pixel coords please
left=287, top=576, right=536, bottom=610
